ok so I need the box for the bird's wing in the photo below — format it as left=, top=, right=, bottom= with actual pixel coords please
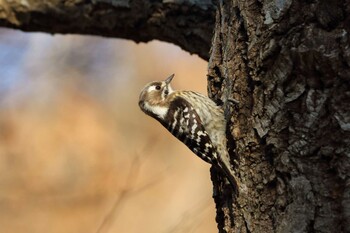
left=159, top=96, right=218, bottom=164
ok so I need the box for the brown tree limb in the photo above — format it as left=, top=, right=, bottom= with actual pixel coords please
left=0, top=0, right=216, bottom=60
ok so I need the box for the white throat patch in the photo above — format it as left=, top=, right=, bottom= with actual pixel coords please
left=144, top=102, right=168, bottom=119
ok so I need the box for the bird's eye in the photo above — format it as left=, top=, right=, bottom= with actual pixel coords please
left=155, top=85, right=161, bottom=90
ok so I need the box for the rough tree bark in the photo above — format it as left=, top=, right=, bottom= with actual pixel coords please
left=1, top=0, right=349, bottom=232
left=208, top=1, right=350, bottom=232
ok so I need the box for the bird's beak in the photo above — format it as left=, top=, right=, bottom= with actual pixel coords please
left=165, top=74, right=175, bottom=85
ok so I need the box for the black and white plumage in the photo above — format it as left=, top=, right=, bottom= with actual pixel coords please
left=138, top=74, right=236, bottom=188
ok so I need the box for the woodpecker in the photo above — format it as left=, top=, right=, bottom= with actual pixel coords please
left=138, top=74, right=236, bottom=188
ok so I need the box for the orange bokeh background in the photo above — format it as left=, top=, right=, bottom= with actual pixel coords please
left=0, top=29, right=216, bottom=233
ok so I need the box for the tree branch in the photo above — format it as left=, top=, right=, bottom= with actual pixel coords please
left=0, top=0, right=216, bottom=60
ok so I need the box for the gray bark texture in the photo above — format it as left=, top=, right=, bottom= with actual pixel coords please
left=208, top=1, right=350, bottom=232
left=1, top=0, right=349, bottom=232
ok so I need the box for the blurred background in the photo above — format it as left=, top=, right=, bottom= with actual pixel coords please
left=0, top=28, right=216, bottom=233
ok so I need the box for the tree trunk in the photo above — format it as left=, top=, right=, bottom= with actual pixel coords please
left=1, top=0, right=349, bottom=232
left=208, top=1, right=350, bottom=232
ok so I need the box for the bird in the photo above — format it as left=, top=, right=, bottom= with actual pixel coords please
left=138, top=74, right=237, bottom=189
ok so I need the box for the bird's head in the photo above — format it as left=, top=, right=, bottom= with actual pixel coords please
left=138, top=74, right=175, bottom=119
